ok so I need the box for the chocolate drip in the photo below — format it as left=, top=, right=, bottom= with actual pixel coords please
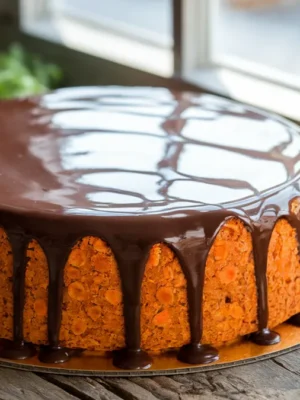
left=169, top=238, right=218, bottom=364
left=0, top=229, right=36, bottom=359
left=112, top=239, right=152, bottom=369
left=250, top=218, right=280, bottom=345
left=167, top=213, right=234, bottom=364
left=288, top=313, right=300, bottom=326
left=39, top=239, right=71, bottom=363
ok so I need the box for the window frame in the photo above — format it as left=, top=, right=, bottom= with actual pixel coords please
left=178, top=0, right=300, bottom=121
left=179, top=0, right=300, bottom=89
left=1, top=0, right=300, bottom=122
left=19, top=0, right=174, bottom=78
left=48, top=0, right=173, bottom=49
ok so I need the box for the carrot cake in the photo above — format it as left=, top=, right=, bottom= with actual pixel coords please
left=0, top=87, right=300, bottom=369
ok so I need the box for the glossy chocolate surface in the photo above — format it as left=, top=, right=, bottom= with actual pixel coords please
left=1, top=87, right=300, bottom=215
left=0, top=87, right=300, bottom=368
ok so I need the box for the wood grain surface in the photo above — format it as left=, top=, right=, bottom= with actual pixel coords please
left=1, top=349, right=300, bottom=399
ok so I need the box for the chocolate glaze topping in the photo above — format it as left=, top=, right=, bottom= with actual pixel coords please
left=0, top=86, right=300, bottom=368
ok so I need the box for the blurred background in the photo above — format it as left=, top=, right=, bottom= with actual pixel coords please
left=0, top=0, right=299, bottom=120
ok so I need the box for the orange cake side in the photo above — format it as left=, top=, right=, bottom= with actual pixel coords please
left=202, top=218, right=257, bottom=346
left=23, top=240, right=49, bottom=344
left=60, top=237, right=125, bottom=350
left=0, top=216, right=299, bottom=352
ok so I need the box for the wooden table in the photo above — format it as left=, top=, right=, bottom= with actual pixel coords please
left=1, top=349, right=300, bottom=400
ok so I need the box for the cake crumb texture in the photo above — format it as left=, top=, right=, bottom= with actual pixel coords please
left=0, top=214, right=299, bottom=352
left=60, top=236, right=125, bottom=350
left=24, top=240, right=48, bottom=344
left=203, top=218, right=257, bottom=345
left=141, top=243, right=190, bottom=352
left=268, top=218, right=300, bottom=327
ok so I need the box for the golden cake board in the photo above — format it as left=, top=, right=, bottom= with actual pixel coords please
left=0, top=323, right=299, bottom=377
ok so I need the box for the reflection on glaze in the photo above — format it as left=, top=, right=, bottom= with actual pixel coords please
left=0, top=87, right=300, bottom=368
left=0, top=87, right=299, bottom=215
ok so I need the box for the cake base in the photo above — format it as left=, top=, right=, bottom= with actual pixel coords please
left=0, top=323, right=299, bottom=377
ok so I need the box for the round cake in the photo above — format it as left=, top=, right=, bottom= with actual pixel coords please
left=0, top=86, right=300, bottom=369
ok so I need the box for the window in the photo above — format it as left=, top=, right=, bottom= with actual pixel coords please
left=19, top=0, right=300, bottom=120
left=56, top=0, right=172, bottom=47
left=180, top=0, right=300, bottom=120
left=212, top=0, right=300, bottom=87
left=21, top=0, right=173, bottom=76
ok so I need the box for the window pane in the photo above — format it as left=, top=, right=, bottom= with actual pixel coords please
left=21, top=0, right=174, bottom=76
left=212, top=0, right=300, bottom=77
left=53, top=0, right=173, bottom=47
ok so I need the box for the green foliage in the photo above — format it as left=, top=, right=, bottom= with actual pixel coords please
left=0, top=43, right=63, bottom=99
